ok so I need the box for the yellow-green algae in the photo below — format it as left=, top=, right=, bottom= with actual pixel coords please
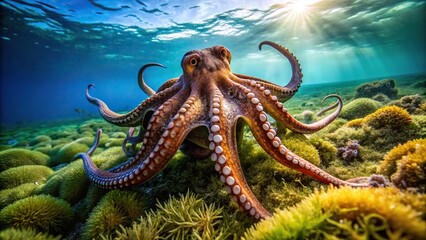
left=0, top=195, right=74, bottom=235
left=36, top=147, right=127, bottom=204
left=82, top=190, right=148, bottom=240
left=48, top=139, right=89, bottom=166
left=339, top=98, right=382, bottom=120
left=0, top=148, right=49, bottom=171
left=0, top=165, right=53, bottom=189
left=103, top=192, right=240, bottom=240
left=243, top=187, right=426, bottom=240
left=0, top=228, right=61, bottom=240
left=321, top=106, right=423, bottom=160
left=377, top=139, right=426, bottom=192
left=0, top=183, right=38, bottom=209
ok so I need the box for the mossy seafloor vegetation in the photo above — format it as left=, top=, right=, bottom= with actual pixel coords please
left=0, top=75, right=425, bottom=239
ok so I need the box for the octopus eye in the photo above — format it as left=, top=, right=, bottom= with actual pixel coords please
left=220, top=48, right=227, bottom=58
left=189, top=57, right=198, bottom=66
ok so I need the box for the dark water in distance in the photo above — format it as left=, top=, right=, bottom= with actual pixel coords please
left=1, top=0, right=425, bottom=125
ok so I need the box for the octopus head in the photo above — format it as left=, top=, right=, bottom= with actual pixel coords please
left=181, top=46, right=232, bottom=79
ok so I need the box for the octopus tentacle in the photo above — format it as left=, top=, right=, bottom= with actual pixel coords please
left=258, top=41, right=302, bottom=97
left=138, top=63, right=166, bottom=96
left=233, top=41, right=303, bottom=102
left=233, top=74, right=292, bottom=103
left=122, top=127, right=145, bottom=157
left=234, top=77, right=342, bottom=134
left=157, top=78, right=179, bottom=93
left=76, top=93, right=205, bottom=188
left=86, top=82, right=181, bottom=127
left=108, top=87, right=192, bottom=173
left=316, top=98, right=339, bottom=117
left=208, top=87, right=271, bottom=219
left=230, top=83, right=370, bottom=187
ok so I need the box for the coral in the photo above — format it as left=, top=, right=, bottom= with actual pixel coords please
left=243, top=187, right=426, bottom=240
left=0, top=195, right=74, bottom=234
left=354, top=79, right=398, bottom=99
left=339, top=98, right=382, bottom=120
left=0, top=183, right=37, bottom=209
left=377, top=139, right=426, bottom=192
left=108, top=192, right=238, bottom=240
left=0, top=228, right=60, bottom=240
left=48, top=140, right=89, bottom=166
left=0, top=165, right=53, bottom=189
left=0, top=149, right=49, bottom=171
left=337, top=140, right=360, bottom=164
left=82, top=190, right=148, bottom=240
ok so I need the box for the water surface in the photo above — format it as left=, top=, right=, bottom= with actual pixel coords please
left=1, top=0, right=425, bottom=125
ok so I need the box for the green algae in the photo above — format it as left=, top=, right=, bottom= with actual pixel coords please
left=0, top=228, right=61, bottom=240
left=36, top=147, right=127, bottom=204
left=377, top=139, right=426, bottom=192
left=48, top=140, right=89, bottom=166
left=0, top=165, right=53, bottom=189
left=82, top=190, right=148, bottom=240
left=0, top=76, right=424, bottom=239
left=104, top=192, right=240, bottom=240
left=0, top=195, right=74, bottom=235
left=243, top=187, right=426, bottom=240
left=0, top=183, right=38, bottom=209
left=339, top=98, right=382, bottom=120
left=0, top=149, right=49, bottom=171
left=354, top=79, right=398, bottom=99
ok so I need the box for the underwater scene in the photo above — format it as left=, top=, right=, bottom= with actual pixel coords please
left=1, top=0, right=426, bottom=239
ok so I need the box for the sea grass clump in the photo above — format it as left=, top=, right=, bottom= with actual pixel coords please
left=107, top=192, right=239, bottom=240
left=37, top=147, right=127, bottom=204
left=82, top=190, right=148, bottom=240
left=243, top=187, right=426, bottom=239
left=48, top=140, right=89, bottom=166
left=0, top=165, right=53, bottom=189
left=0, top=149, right=49, bottom=171
left=0, top=228, right=61, bottom=240
left=0, top=195, right=74, bottom=234
left=0, top=183, right=38, bottom=209
left=377, top=139, right=426, bottom=192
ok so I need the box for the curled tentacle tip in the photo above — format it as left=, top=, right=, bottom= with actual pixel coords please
left=321, top=94, right=342, bottom=103
left=258, top=41, right=269, bottom=50
left=87, top=84, right=95, bottom=90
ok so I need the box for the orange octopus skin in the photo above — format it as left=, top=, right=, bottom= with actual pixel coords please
left=75, top=41, right=375, bottom=220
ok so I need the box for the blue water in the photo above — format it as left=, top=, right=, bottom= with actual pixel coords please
left=1, top=0, right=425, bottom=125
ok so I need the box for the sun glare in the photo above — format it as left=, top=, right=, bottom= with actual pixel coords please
left=287, top=0, right=320, bottom=16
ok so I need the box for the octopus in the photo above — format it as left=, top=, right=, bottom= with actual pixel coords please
left=76, top=41, right=377, bottom=220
